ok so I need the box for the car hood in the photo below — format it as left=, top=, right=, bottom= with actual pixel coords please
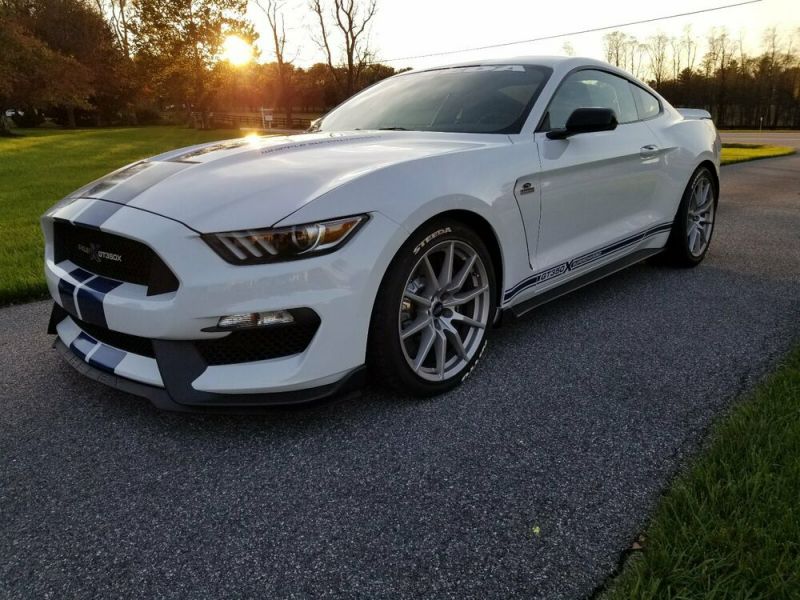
left=68, top=131, right=508, bottom=233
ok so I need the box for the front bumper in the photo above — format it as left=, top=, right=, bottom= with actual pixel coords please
left=53, top=334, right=366, bottom=412
left=43, top=200, right=406, bottom=409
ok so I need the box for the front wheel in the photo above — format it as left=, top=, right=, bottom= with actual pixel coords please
left=368, top=220, right=496, bottom=396
left=661, top=166, right=718, bottom=267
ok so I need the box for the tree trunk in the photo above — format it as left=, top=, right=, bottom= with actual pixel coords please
left=66, top=106, right=76, bottom=128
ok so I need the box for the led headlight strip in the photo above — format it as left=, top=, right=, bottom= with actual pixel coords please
left=202, top=215, right=368, bottom=265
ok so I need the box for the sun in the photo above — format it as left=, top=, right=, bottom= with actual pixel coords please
left=221, top=35, right=253, bottom=66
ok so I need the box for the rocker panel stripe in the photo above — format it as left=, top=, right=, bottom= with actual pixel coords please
left=504, top=222, right=673, bottom=302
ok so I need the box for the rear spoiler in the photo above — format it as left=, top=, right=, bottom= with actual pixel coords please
left=677, top=108, right=712, bottom=120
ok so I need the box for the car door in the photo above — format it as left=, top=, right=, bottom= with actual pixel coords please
left=529, top=69, right=665, bottom=274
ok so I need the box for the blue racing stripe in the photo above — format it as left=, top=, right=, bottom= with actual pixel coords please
left=69, top=267, right=94, bottom=283
left=57, top=278, right=78, bottom=316
left=72, top=200, right=123, bottom=229
left=88, top=344, right=126, bottom=374
left=76, top=277, right=123, bottom=328
left=70, top=332, right=97, bottom=360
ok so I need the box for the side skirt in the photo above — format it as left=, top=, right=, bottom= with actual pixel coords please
left=508, top=248, right=662, bottom=318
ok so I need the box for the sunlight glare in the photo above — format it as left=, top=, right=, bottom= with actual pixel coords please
left=222, top=35, right=253, bottom=66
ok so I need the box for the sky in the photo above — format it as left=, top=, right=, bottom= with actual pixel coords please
left=245, top=0, right=799, bottom=69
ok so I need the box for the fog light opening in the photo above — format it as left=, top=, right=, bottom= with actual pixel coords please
left=217, top=310, right=295, bottom=330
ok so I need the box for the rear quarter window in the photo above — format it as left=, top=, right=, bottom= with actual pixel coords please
left=631, top=84, right=661, bottom=120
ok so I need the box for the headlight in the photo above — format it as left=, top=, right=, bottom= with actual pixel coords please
left=202, top=215, right=368, bottom=265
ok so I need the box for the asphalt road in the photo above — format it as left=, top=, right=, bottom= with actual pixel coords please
left=2, top=155, right=800, bottom=599
left=720, top=130, right=800, bottom=149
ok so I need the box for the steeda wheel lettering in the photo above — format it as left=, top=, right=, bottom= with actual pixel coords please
left=413, top=227, right=452, bottom=255
left=461, top=340, right=487, bottom=383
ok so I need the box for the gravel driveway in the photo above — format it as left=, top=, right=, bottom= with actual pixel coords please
left=2, top=154, right=799, bottom=599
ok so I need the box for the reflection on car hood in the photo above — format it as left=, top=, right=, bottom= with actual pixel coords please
left=68, top=131, right=508, bottom=233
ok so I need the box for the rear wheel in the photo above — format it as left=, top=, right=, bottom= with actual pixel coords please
left=661, top=166, right=718, bottom=267
left=368, top=220, right=496, bottom=396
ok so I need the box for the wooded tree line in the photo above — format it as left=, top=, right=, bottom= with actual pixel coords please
left=602, top=26, right=800, bottom=128
left=1, top=1, right=799, bottom=132
left=0, top=0, right=397, bottom=132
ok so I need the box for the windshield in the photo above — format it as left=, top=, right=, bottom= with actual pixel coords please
left=314, top=65, right=552, bottom=134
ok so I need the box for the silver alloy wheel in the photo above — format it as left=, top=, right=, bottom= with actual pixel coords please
left=687, top=174, right=716, bottom=257
left=398, top=240, right=491, bottom=382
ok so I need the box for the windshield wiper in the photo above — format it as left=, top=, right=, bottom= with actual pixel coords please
left=377, top=127, right=408, bottom=131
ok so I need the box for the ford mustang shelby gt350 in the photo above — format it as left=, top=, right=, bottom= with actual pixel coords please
left=43, top=56, right=720, bottom=410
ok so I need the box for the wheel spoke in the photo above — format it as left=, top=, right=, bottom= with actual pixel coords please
left=412, top=326, right=436, bottom=371
left=443, top=327, right=468, bottom=361
left=693, top=226, right=705, bottom=253
left=443, top=284, right=488, bottom=307
left=688, top=225, right=699, bottom=253
left=448, top=252, right=477, bottom=292
left=405, top=292, right=431, bottom=307
left=698, top=224, right=709, bottom=245
left=422, top=255, right=439, bottom=293
left=438, top=242, right=454, bottom=288
left=696, top=180, right=712, bottom=212
left=434, top=331, right=447, bottom=377
left=449, top=311, right=486, bottom=330
left=401, top=315, right=431, bottom=339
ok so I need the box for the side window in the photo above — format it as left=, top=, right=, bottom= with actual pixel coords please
left=545, top=69, right=638, bottom=130
left=630, top=84, right=661, bottom=120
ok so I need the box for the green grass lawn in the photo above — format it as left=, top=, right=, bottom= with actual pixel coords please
left=720, top=143, right=795, bottom=165
left=0, top=126, right=245, bottom=305
left=603, top=346, right=800, bottom=599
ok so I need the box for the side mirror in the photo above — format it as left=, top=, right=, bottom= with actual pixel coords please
left=546, top=108, right=618, bottom=140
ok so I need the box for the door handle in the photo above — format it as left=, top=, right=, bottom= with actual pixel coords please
left=640, top=144, right=659, bottom=158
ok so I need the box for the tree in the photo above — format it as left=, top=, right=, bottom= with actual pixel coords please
left=310, top=0, right=377, bottom=98
left=603, top=31, right=627, bottom=67
left=682, top=25, right=698, bottom=72
left=625, top=37, right=648, bottom=79
left=94, top=0, right=133, bottom=58
left=0, top=4, right=95, bottom=132
left=130, top=0, right=255, bottom=124
left=670, top=35, right=682, bottom=80
left=256, top=0, right=293, bottom=123
left=704, top=28, right=734, bottom=124
left=646, top=33, right=670, bottom=88
left=17, top=0, right=131, bottom=126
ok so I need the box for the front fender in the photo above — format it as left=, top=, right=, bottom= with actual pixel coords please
left=276, top=144, right=536, bottom=307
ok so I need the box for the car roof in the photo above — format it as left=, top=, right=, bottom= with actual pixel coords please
left=419, top=55, right=605, bottom=70
left=410, top=55, right=652, bottom=93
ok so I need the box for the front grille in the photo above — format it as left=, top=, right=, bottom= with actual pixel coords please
left=53, top=220, right=179, bottom=296
left=195, top=313, right=321, bottom=365
left=72, top=314, right=156, bottom=358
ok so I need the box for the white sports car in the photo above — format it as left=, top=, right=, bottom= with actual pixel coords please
left=43, top=56, right=720, bottom=411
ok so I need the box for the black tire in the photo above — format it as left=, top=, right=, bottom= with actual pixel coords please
left=660, top=165, right=718, bottom=267
left=368, top=218, right=497, bottom=396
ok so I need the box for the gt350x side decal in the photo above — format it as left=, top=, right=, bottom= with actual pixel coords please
left=503, top=222, right=673, bottom=302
